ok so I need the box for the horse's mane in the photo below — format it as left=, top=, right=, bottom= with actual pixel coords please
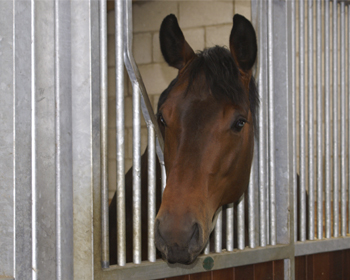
left=157, top=46, right=259, bottom=132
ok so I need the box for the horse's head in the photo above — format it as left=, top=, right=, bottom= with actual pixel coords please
left=154, top=14, right=258, bottom=264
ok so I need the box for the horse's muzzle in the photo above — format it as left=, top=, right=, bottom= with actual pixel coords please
left=154, top=215, right=205, bottom=264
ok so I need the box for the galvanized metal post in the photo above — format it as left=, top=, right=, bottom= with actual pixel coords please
left=307, top=0, right=315, bottom=241
left=339, top=2, right=346, bottom=237
left=324, top=0, right=332, bottom=239
left=333, top=0, right=339, bottom=238
left=316, top=0, right=323, bottom=241
left=115, top=0, right=126, bottom=267
left=299, top=0, right=307, bottom=242
left=100, top=0, right=110, bottom=268
left=267, top=0, right=276, bottom=247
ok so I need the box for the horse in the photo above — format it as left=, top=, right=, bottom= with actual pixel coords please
left=109, top=13, right=258, bottom=265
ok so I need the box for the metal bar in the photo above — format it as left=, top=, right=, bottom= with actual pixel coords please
left=132, top=81, right=141, bottom=264
left=203, top=242, right=210, bottom=255
left=295, top=236, right=350, bottom=256
left=226, top=203, right=234, bottom=251
left=291, top=0, right=298, bottom=244
left=308, top=0, right=315, bottom=241
left=122, top=0, right=166, bottom=263
left=54, top=0, right=61, bottom=276
left=340, top=2, right=346, bottom=237
left=147, top=124, right=156, bottom=262
left=31, top=0, right=37, bottom=278
left=348, top=3, right=350, bottom=235
left=214, top=209, right=222, bottom=253
left=258, top=0, right=267, bottom=248
left=55, top=0, right=74, bottom=278
left=316, top=0, right=323, bottom=240
left=13, top=1, right=33, bottom=277
left=161, top=164, right=166, bottom=196
left=333, top=0, right=339, bottom=238
left=104, top=244, right=292, bottom=280
left=248, top=163, right=255, bottom=248
left=71, top=0, right=98, bottom=275
left=100, top=0, right=109, bottom=268
left=324, top=0, right=331, bottom=239
left=0, top=0, right=15, bottom=276
left=122, top=8, right=164, bottom=158
left=237, top=194, right=245, bottom=250
left=267, top=0, right=276, bottom=246
left=299, top=0, right=306, bottom=242
left=115, top=0, right=126, bottom=266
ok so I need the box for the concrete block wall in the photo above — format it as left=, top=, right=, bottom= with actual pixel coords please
left=107, top=1, right=251, bottom=199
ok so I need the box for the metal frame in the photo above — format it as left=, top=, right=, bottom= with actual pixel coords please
left=97, top=0, right=294, bottom=279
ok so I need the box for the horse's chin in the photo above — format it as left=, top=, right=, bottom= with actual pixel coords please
left=161, top=248, right=202, bottom=265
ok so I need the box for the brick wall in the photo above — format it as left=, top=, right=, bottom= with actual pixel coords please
left=107, top=1, right=251, bottom=199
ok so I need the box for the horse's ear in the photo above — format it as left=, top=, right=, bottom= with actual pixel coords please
left=229, top=14, right=257, bottom=73
left=160, top=14, right=195, bottom=70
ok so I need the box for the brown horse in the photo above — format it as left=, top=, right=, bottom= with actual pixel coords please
left=109, top=13, right=258, bottom=265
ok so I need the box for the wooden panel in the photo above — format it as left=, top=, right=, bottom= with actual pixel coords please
left=312, top=252, right=330, bottom=280
left=343, top=249, right=350, bottom=280
left=306, top=254, right=313, bottom=280
left=329, top=250, right=343, bottom=280
left=295, top=256, right=306, bottom=280
left=254, top=261, right=273, bottom=280
left=235, top=264, right=254, bottom=280
left=160, top=249, right=350, bottom=280
left=189, top=271, right=211, bottom=280
left=273, top=260, right=284, bottom=280
left=212, top=268, right=233, bottom=280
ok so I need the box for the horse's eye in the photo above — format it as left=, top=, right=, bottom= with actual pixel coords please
left=232, top=118, right=247, bottom=132
left=159, top=114, right=166, bottom=126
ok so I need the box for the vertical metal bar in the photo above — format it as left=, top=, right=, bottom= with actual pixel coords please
left=268, top=0, right=276, bottom=246
left=324, top=0, right=331, bottom=239
left=147, top=124, right=156, bottom=262
left=54, top=0, right=75, bottom=277
left=291, top=0, right=297, bottom=243
left=299, top=0, right=307, bottom=242
left=248, top=163, right=255, bottom=248
left=348, top=4, right=350, bottom=235
left=161, top=164, right=166, bottom=195
left=340, top=2, right=346, bottom=237
left=203, top=242, right=210, bottom=255
left=214, top=209, right=222, bottom=253
left=258, top=0, right=267, bottom=248
left=122, top=0, right=165, bottom=264
left=333, top=0, right=339, bottom=238
left=100, top=0, right=109, bottom=268
left=132, top=81, right=141, bottom=264
left=71, top=0, right=97, bottom=275
left=266, top=173, right=270, bottom=245
left=116, top=0, right=126, bottom=266
left=308, top=0, right=315, bottom=241
left=54, top=0, right=61, bottom=276
left=14, top=1, right=33, bottom=278
left=0, top=0, right=15, bottom=276
left=237, top=194, right=245, bottom=250
left=226, top=203, right=234, bottom=251
left=31, top=1, right=37, bottom=279
left=316, top=0, right=323, bottom=240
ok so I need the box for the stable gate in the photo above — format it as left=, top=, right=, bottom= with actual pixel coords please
left=1, top=0, right=350, bottom=279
